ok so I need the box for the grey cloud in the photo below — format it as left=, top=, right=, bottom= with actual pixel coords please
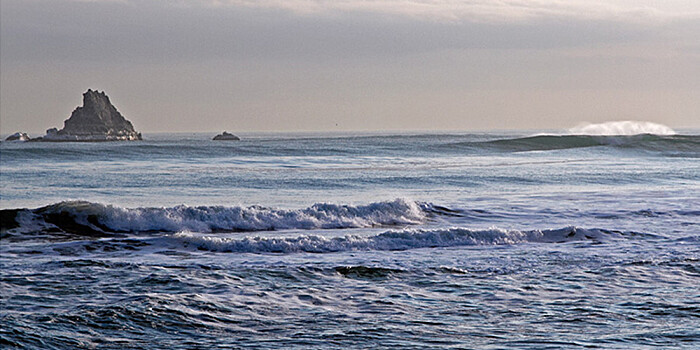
left=1, top=0, right=668, bottom=65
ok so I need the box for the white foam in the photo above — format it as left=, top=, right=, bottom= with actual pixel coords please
left=569, top=121, right=675, bottom=136
left=172, top=226, right=620, bottom=253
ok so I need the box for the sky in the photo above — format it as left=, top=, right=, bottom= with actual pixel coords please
left=1, top=0, right=699, bottom=133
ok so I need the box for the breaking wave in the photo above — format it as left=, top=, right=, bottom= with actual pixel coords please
left=174, top=227, right=651, bottom=254
left=569, top=121, right=675, bottom=136
left=0, top=199, right=431, bottom=238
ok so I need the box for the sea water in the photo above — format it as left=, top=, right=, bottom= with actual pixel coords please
left=1, top=128, right=699, bottom=349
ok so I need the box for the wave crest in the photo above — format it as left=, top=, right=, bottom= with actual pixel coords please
left=1, top=199, right=428, bottom=237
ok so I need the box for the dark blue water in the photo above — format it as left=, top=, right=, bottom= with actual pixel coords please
left=1, top=130, right=699, bottom=349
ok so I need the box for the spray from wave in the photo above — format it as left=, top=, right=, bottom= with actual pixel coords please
left=569, top=121, right=675, bottom=136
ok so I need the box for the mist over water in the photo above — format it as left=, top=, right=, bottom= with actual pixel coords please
left=1, top=130, right=699, bottom=349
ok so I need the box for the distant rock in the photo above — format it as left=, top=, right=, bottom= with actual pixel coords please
left=5, top=132, right=30, bottom=142
left=213, top=131, right=240, bottom=141
left=42, top=89, right=142, bottom=141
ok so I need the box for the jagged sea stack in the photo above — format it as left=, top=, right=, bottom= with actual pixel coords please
left=43, top=89, right=142, bottom=141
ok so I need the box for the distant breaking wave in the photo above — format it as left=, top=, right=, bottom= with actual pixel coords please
left=445, top=121, right=693, bottom=154
left=173, top=227, right=653, bottom=254
left=568, top=121, right=675, bottom=136
left=0, top=199, right=434, bottom=237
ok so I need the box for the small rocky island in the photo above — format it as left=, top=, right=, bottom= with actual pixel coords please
left=213, top=131, right=240, bottom=141
left=37, top=89, right=142, bottom=142
left=4, top=132, right=30, bottom=142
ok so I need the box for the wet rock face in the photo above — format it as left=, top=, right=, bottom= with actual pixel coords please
left=44, top=89, right=142, bottom=141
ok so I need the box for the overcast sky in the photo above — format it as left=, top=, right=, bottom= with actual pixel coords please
left=1, top=0, right=699, bottom=133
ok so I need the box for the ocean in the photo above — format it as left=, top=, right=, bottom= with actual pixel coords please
left=1, top=127, right=699, bottom=349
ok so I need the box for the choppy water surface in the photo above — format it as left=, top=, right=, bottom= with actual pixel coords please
left=1, top=130, right=699, bottom=349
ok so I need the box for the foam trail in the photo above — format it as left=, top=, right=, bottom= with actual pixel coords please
left=569, top=121, right=675, bottom=136
left=173, top=226, right=632, bottom=254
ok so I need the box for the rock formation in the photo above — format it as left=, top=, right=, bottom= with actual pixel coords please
left=213, top=131, right=240, bottom=141
left=5, top=132, right=30, bottom=142
left=42, top=89, right=142, bottom=141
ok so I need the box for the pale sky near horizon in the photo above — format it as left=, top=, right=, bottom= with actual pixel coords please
left=1, top=0, right=699, bottom=133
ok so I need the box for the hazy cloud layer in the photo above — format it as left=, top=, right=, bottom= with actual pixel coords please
left=218, top=0, right=700, bottom=23
left=1, top=0, right=698, bottom=133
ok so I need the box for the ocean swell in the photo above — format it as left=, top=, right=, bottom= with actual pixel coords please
left=444, top=134, right=700, bottom=154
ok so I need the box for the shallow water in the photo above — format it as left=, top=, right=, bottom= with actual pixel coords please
left=1, top=131, right=699, bottom=349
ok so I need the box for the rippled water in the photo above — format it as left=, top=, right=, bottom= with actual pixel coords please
left=1, top=131, right=699, bottom=349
